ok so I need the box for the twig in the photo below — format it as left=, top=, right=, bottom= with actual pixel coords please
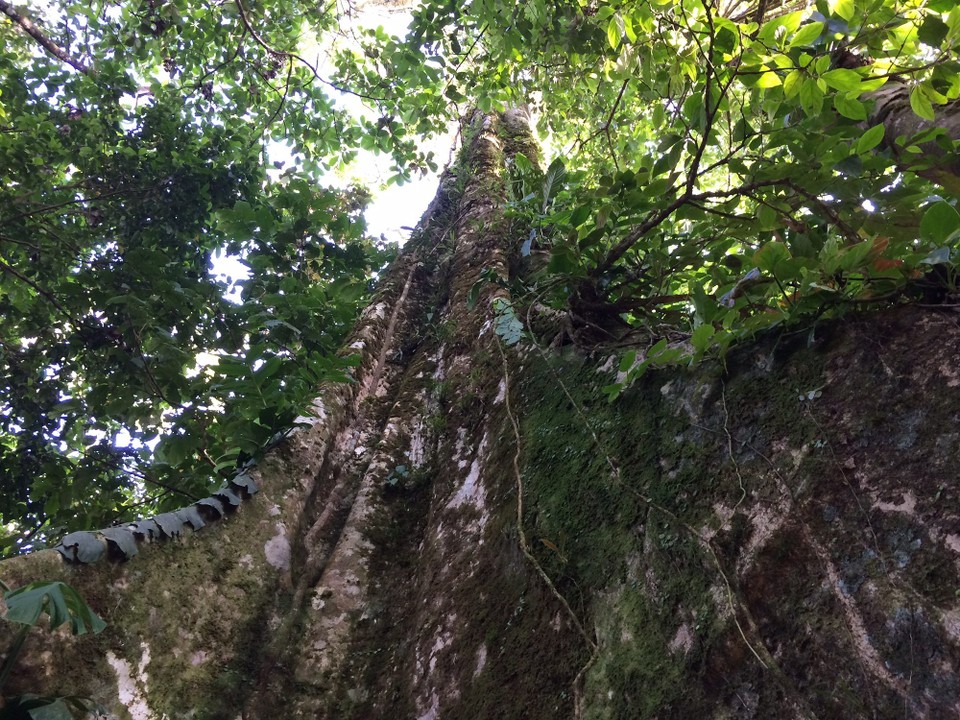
left=0, top=0, right=92, bottom=74
left=0, top=188, right=124, bottom=225
left=232, top=0, right=382, bottom=102
left=248, top=57, right=294, bottom=149
left=0, top=256, right=77, bottom=323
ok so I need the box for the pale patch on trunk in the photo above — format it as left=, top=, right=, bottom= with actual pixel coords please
left=263, top=522, right=291, bottom=571
left=872, top=490, right=917, bottom=516
left=107, top=645, right=152, bottom=720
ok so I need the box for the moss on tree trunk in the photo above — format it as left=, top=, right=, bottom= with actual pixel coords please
left=3, top=110, right=960, bottom=720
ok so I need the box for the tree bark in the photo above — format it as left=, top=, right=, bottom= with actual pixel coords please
left=869, top=84, right=960, bottom=195
left=3, top=109, right=960, bottom=720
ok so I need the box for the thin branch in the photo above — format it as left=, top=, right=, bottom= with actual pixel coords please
left=129, top=323, right=172, bottom=407
left=0, top=188, right=124, bottom=225
left=578, top=77, right=629, bottom=156
left=248, top=56, right=294, bottom=149
left=0, top=255, right=77, bottom=323
left=193, top=27, right=247, bottom=91
left=139, top=473, right=202, bottom=501
left=784, top=181, right=861, bottom=243
left=595, top=179, right=785, bottom=276
left=232, top=0, right=383, bottom=102
left=0, top=0, right=92, bottom=74
left=0, top=233, right=41, bottom=252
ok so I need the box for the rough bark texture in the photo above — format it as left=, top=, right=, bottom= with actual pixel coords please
left=2, top=110, right=960, bottom=719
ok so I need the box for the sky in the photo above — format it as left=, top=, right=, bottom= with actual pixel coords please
left=211, top=1, right=454, bottom=283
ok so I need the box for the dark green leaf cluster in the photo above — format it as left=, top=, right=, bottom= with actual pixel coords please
left=0, top=0, right=408, bottom=553
left=400, top=0, right=960, bottom=393
left=0, top=580, right=105, bottom=719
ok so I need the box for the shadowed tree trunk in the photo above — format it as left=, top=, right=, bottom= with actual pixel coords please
left=3, top=109, right=960, bottom=720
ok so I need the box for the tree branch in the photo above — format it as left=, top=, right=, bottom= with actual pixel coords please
left=232, top=0, right=382, bottom=103
left=0, top=255, right=77, bottom=323
left=0, top=0, right=92, bottom=74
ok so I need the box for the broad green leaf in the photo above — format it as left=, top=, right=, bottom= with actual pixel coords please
left=856, top=124, right=886, bottom=154
left=830, top=0, right=855, bottom=21
left=607, top=17, right=621, bottom=49
left=788, top=21, right=825, bottom=47
left=920, top=202, right=960, bottom=243
left=754, top=241, right=792, bottom=274
left=859, top=77, right=888, bottom=92
left=799, top=78, right=824, bottom=116
left=821, top=69, right=862, bottom=92
left=783, top=69, right=803, bottom=99
left=756, top=71, right=782, bottom=89
left=690, top=323, right=715, bottom=351
left=948, top=6, right=960, bottom=35
left=542, top=158, right=567, bottom=212
left=3, top=582, right=106, bottom=634
left=917, top=16, right=949, bottom=47
left=834, top=92, right=867, bottom=120
left=757, top=204, right=779, bottom=230
left=836, top=240, right=874, bottom=271
left=759, top=10, right=804, bottom=43
left=910, top=85, right=936, bottom=121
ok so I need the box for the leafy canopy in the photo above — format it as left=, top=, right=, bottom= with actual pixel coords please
left=375, top=0, right=959, bottom=389
left=2, top=0, right=959, bottom=551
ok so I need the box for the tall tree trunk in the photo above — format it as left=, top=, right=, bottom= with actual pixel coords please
left=3, top=110, right=960, bottom=720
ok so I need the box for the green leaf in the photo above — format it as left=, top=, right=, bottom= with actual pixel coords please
left=757, top=204, right=779, bottom=230
left=836, top=240, right=875, bottom=271
left=541, top=158, right=567, bottom=212
left=3, top=582, right=106, bottom=635
left=754, top=241, right=792, bottom=274
left=833, top=92, right=867, bottom=120
left=783, top=69, right=803, bottom=99
left=623, top=14, right=637, bottom=43
left=799, top=78, right=824, bottom=116
left=759, top=10, right=803, bottom=43
left=917, top=16, right=949, bottom=48
left=756, top=71, right=782, bottom=89
left=492, top=298, right=524, bottom=346
left=690, top=323, right=716, bottom=351
left=856, top=124, right=886, bottom=154
left=788, top=21, right=824, bottom=48
left=821, top=69, right=862, bottom=92
left=920, top=202, right=960, bottom=243
left=607, top=17, right=621, bottom=49
left=829, top=0, right=855, bottom=21
left=910, top=85, right=936, bottom=121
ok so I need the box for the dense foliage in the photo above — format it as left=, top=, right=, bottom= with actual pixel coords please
left=378, top=0, right=960, bottom=389
left=1, top=0, right=958, bottom=553
left=0, top=0, right=407, bottom=552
